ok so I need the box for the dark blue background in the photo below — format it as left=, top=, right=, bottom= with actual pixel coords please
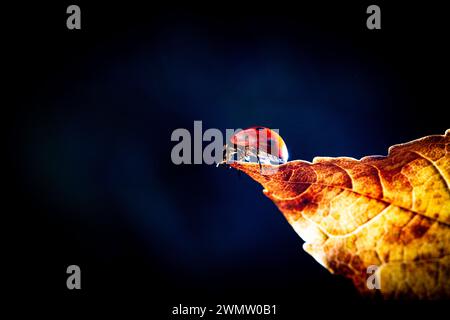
left=8, top=1, right=449, bottom=312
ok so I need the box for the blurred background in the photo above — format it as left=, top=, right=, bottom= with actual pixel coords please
left=7, top=0, right=449, bottom=313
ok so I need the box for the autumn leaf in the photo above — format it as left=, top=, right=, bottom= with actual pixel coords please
left=230, top=129, right=450, bottom=299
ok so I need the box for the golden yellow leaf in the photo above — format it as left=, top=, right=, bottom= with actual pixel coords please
left=230, top=129, right=450, bottom=299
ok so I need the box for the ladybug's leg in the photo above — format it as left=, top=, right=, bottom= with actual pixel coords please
left=256, top=149, right=262, bottom=173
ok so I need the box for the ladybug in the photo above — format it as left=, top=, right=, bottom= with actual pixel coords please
left=223, top=126, right=289, bottom=166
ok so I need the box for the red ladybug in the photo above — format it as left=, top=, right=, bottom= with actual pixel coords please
left=225, top=126, right=289, bottom=165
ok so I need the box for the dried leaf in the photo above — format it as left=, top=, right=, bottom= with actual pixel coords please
left=230, top=129, right=450, bottom=299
